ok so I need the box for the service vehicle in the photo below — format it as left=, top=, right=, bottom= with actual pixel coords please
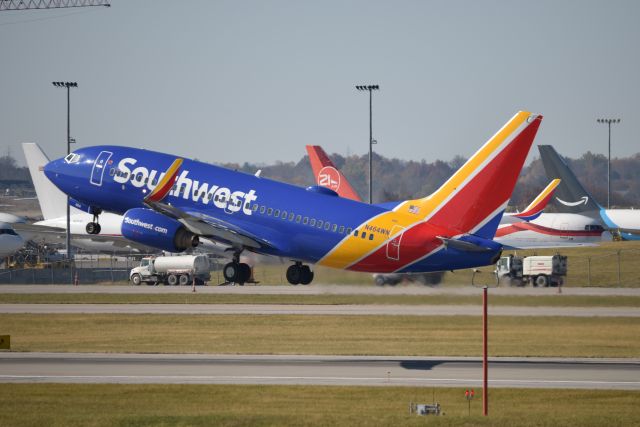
left=495, top=254, right=567, bottom=287
left=130, top=254, right=211, bottom=286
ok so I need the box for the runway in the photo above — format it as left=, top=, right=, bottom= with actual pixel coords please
left=1, top=353, right=638, bottom=389
left=0, top=303, right=637, bottom=316
left=1, top=284, right=639, bottom=296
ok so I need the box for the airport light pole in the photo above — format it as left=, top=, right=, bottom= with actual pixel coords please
left=52, top=81, right=77, bottom=281
left=596, top=118, right=621, bottom=209
left=355, top=84, right=379, bottom=204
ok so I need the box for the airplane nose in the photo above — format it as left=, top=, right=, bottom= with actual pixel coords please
left=43, top=158, right=61, bottom=181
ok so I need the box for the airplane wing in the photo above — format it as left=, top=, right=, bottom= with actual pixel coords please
left=145, top=200, right=276, bottom=251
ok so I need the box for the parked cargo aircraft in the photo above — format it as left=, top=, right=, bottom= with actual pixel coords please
left=43, top=112, right=542, bottom=285
left=539, top=145, right=640, bottom=241
left=306, top=144, right=600, bottom=249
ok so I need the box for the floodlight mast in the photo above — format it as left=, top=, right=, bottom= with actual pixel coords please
left=52, top=81, right=78, bottom=284
left=596, top=118, right=621, bottom=209
left=355, top=84, right=379, bottom=204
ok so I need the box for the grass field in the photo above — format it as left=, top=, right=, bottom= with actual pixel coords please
left=1, top=292, right=640, bottom=307
left=2, top=314, right=638, bottom=357
left=0, top=384, right=638, bottom=427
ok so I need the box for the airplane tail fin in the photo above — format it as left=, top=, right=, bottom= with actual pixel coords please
left=538, top=145, right=601, bottom=213
left=22, top=143, right=67, bottom=220
left=398, top=111, right=543, bottom=239
left=306, top=145, right=362, bottom=202
left=512, top=178, right=561, bottom=221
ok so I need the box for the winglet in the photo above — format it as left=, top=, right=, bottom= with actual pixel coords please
left=144, top=158, right=183, bottom=203
left=513, top=178, right=561, bottom=221
left=306, top=145, right=362, bottom=202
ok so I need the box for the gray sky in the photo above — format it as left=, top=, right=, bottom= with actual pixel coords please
left=1, top=0, right=638, bottom=166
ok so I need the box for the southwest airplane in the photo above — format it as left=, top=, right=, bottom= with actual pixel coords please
left=305, top=144, right=598, bottom=249
left=539, top=144, right=640, bottom=241
left=43, top=111, right=542, bottom=285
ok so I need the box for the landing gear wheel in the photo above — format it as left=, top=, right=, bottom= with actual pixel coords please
left=130, top=273, right=141, bottom=286
left=238, top=263, right=251, bottom=284
left=85, top=222, right=101, bottom=235
left=286, top=264, right=302, bottom=285
left=300, top=265, right=313, bottom=285
left=179, top=274, right=190, bottom=286
left=167, top=274, right=179, bottom=286
left=223, top=262, right=239, bottom=283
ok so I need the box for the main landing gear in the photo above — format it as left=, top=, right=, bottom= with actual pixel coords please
left=286, top=261, right=314, bottom=285
left=223, top=252, right=252, bottom=285
left=85, top=210, right=102, bottom=235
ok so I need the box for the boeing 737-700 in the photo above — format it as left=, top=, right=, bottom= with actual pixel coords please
left=42, top=111, right=542, bottom=285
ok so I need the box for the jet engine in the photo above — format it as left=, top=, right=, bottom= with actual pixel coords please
left=121, top=208, right=199, bottom=252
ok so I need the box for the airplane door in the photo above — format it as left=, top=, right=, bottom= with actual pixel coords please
left=386, top=225, right=406, bottom=261
left=90, top=151, right=113, bottom=186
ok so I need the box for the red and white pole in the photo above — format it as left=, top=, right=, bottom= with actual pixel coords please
left=483, top=286, right=488, bottom=416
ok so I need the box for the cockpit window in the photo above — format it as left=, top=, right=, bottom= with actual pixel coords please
left=64, top=153, right=80, bottom=164
left=0, top=228, right=18, bottom=236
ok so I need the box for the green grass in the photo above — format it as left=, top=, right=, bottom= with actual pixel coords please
left=2, top=314, right=638, bottom=357
left=1, top=292, right=640, bottom=307
left=0, top=384, right=638, bottom=427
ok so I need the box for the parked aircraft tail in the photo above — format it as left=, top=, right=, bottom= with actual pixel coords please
left=512, top=179, right=561, bottom=221
left=306, top=145, right=362, bottom=202
left=22, top=143, right=67, bottom=220
left=538, top=145, right=602, bottom=213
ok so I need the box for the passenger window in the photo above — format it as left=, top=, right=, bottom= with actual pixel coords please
left=274, top=209, right=280, bottom=217
left=317, top=220, right=323, bottom=228
left=296, top=215, right=302, bottom=223
left=289, top=212, right=295, bottom=221
left=354, top=230, right=359, bottom=237
left=346, top=228, right=352, bottom=235
left=252, top=204, right=259, bottom=212
left=281, top=211, right=287, bottom=219
left=267, top=208, right=273, bottom=215
left=369, top=233, right=374, bottom=240
left=332, top=224, right=338, bottom=232
left=260, top=206, right=266, bottom=214
left=310, top=219, right=316, bottom=226
left=339, top=225, right=345, bottom=234
left=303, top=217, right=309, bottom=225
left=361, top=232, right=367, bottom=239
left=324, top=222, right=330, bottom=231
left=109, top=168, right=115, bottom=176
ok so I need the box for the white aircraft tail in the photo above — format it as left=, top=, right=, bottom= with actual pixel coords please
left=22, top=142, right=67, bottom=220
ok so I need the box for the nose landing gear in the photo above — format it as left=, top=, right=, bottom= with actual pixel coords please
left=286, top=261, right=314, bottom=285
left=85, top=210, right=102, bottom=235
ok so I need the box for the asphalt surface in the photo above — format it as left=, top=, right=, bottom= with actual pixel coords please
left=0, top=303, right=637, bottom=317
left=1, top=353, right=638, bottom=389
left=1, top=284, right=640, bottom=296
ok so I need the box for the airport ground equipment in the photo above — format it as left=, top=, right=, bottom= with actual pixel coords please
left=130, top=255, right=211, bottom=286
left=495, top=254, right=567, bottom=287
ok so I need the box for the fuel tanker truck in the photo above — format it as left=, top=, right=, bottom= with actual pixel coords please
left=129, top=255, right=211, bottom=286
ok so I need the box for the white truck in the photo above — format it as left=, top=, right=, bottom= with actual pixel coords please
left=495, top=255, right=567, bottom=287
left=130, top=255, right=211, bottom=286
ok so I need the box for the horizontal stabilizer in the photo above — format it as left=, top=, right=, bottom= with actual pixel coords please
left=437, top=236, right=494, bottom=252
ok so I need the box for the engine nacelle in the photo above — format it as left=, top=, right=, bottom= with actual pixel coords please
left=121, top=208, right=199, bottom=252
